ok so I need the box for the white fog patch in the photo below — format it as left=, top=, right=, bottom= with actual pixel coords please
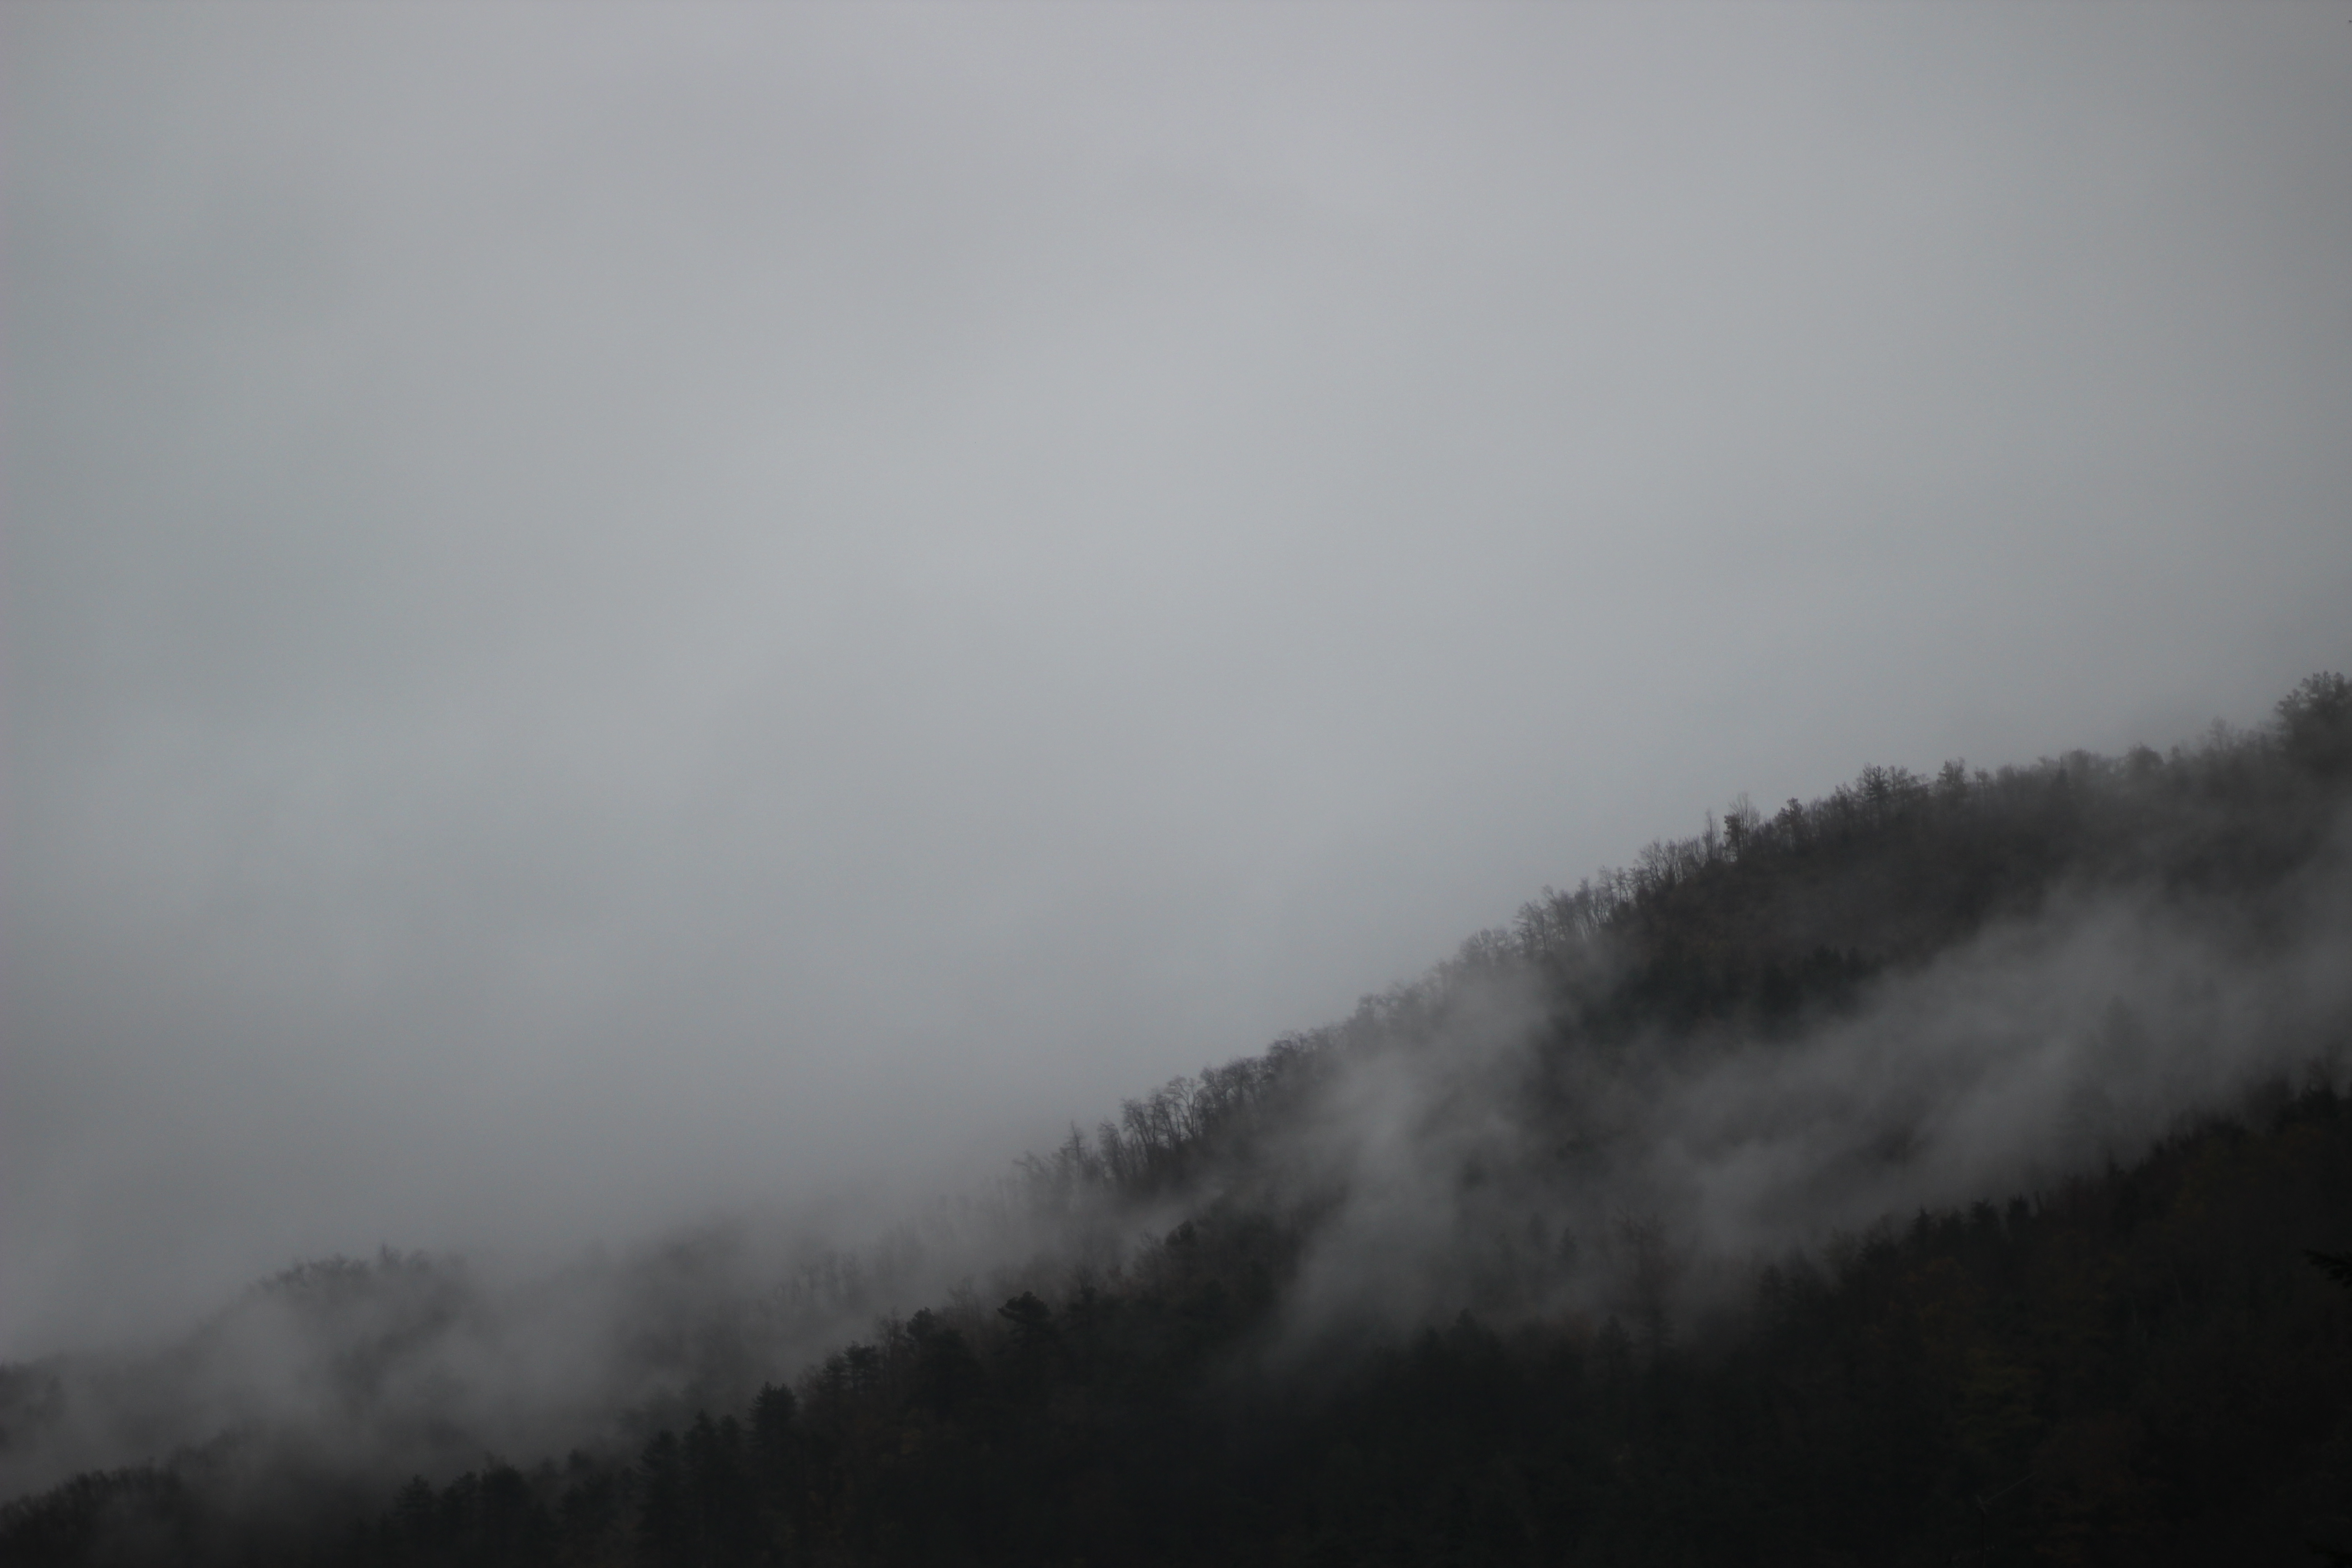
left=1261, top=828, right=2352, bottom=1342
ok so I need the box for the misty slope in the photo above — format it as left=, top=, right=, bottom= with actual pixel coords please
left=1018, top=673, right=2352, bottom=1337
left=6, top=674, right=2351, bottom=1567
left=0, top=1202, right=1065, bottom=1508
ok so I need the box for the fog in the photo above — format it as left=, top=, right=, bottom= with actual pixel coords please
left=6, top=4, right=2351, bottom=1361
left=1272, top=813, right=2352, bottom=1345
left=11, top=744, right=2348, bottom=1504
left=0, top=1200, right=1062, bottom=1504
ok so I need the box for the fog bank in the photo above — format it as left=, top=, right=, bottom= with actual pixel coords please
left=1274, top=833, right=2352, bottom=1343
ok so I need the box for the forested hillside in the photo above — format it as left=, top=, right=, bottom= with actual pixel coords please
left=7, top=674, right=2350, bottom=1566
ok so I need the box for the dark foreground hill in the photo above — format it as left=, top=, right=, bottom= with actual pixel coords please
left=7, top=674, right=2351, bottom=1567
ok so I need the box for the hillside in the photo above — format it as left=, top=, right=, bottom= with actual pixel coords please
left=6, top=673, right=2351, bottom=1566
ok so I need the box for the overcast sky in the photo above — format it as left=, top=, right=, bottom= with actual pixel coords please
left=5, top=2, right=2349, bottom=1357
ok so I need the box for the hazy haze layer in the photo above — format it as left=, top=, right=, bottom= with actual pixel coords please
left=6, top=2, right=2350, bottom=1355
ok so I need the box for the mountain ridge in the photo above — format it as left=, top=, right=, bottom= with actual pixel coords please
left=7, top=673, right=2350, bottom=1565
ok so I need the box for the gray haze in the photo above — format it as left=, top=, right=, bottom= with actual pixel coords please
left=17, top=789, right=2347, bottom=1502
left=1271, top=833, right=2352, bottom=1346
left=5, top=5, right=2350, bottom=1357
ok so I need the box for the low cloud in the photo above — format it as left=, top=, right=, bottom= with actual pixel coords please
left=1263, top=810, right=2352, bottom=1342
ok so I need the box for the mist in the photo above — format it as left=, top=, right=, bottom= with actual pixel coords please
left=7, top=1, right=2350, bottom=1375
left=0, top=1194, right=1070, bottom=1504
left=1269, top=803, right=2352, bottom=1345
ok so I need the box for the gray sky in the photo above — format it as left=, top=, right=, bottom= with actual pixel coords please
left=5, top=2, right=2349, bottom=1357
